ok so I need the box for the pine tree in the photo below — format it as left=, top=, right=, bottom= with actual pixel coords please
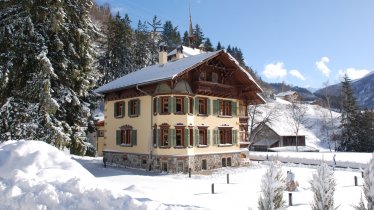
left=258, top=161, right=286, bottom=210
left=162, top=20, right=181, bottom=51
left=0, top=0, right=99, bottom=155
left=339, top=74, right=358, bottom=151
left=204, top=38, right=214, bottom=52
left=309, top=162, right=337, bottom=210
left=355, top=155, right=374, bottom=210
left=182, top=31, right=189, bottom=46
left=216, top=41, right=223, bottom=50
left=147, top=16, right=162, bottom=65
left=133, top=20, right=150, bottom=70
left=193, top=24, right=204, bottom=48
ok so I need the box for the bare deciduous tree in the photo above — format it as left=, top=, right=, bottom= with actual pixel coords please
left=248, top=103, right=280, bottom=146
left=288, top=101, right=308, bottom=152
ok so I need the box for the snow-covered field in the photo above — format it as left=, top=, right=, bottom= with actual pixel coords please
left=0, top=141, right=372, bottom=210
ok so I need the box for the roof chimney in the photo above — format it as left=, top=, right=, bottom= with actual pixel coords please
left=199, top=43, right=205, bottom=53
left=176, top=45, right=184, bottom=60
left=159, top=42, right=167, bottom=65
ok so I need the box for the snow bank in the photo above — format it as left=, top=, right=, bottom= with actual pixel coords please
left=248, top=151, right=373, bottom=169
left=0, top=140, right=182, bottom=210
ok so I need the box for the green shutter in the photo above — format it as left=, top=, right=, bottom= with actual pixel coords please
left=207, top=129, right=211, bottom=146
left=168, top=96, right=173, bottom=113
left=169, top=128, right=175, bottom=147
left=137, top=100, right=141, bottom=115
left=114, top=102, right=118, bottom=117
left=232, top=129, right=237, bottom=144
left=157, top=129, right=161, bottom=146
left=184, top=97, right=188, bottom=114
left=116, top=130, right=121, bottom=145
left=195, top=97, right=199, bottom=114
left=157, top=97, right=161, bottom=114
left=213, top=100, right=219, bottom=116
left=132, top=130, right=137, bottom=146
left=128, top=101, right=131, bottom=116
left=184, top=128, right=189, bottom=147
left=213, top=129, right=217, bottom=145
left=207, top=98, right=211, bottom=115
left=217, top=129, right=221, bottom=144
left=231, top=101, right=237, bottom=117
left=195, top=129, right=199, bottom=145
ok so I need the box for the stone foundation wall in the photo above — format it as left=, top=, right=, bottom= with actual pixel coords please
left=103, top=151, right=241, bottom=173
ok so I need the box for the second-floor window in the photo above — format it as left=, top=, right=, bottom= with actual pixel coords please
left=161, top=97, right=169, bottom=114
left=175, top=97, right=184, bottom=114
left=114, top=101, right=125, bottom=118
left=219, top=100, right=232, bottom=116
left=198, top=128, right=208, bottom=145
left=197, top=97, right=209, bottom=115
left=129, top=99, right=140, bottom=117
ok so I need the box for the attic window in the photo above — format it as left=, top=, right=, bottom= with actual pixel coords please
left=212, top=72, right=218, bottom=83
left=199, top=71, right=206, bottom=81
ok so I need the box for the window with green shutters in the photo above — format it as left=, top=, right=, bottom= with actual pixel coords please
left=174, top=97, right=186, bottom=114
left=114, top=101, right=125, bottom=118
left=213, top=129, right=220, bottom=145
left=116, top=127, right=137, bottom=146
left=197, top=127, right=208, bottom=146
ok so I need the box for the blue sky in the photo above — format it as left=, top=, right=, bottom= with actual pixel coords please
left=95, top=0, right=374, bottom=89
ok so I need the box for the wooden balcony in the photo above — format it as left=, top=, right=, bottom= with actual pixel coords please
left=193, top=81, right=234, bottom=97
left=239, top=116, right=249, bottom=124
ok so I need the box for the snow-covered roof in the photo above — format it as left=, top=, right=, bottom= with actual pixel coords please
left=95, top=50, right=262, bottom=95
left=95, top=51, right=220, bottom=94
left=276, top=91, right=297, bottom=97
left=167, top=45, right=201, bottom=57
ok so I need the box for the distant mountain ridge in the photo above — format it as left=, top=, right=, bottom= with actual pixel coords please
left=315, top=71, right=374, bottom=109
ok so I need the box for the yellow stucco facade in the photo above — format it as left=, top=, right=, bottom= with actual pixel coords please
left=100, top=94, right=240, bottom=157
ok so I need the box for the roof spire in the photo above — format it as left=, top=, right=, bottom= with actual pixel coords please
left=188, top=3, right=195, bottom=48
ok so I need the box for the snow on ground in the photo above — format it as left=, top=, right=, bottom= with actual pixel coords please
left=1, top=140, right=372, bottom=210
left=0, top=141, right=188, bottom=210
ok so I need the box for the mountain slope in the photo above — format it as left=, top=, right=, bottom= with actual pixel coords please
left=315, top=72, right=374, bottom=109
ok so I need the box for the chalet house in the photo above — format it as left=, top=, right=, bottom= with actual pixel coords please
left=275, top=91, right=301, bottom=102
left=251, top=124, right=306, bottom=151
left=95, top=45, right=264, bottom=173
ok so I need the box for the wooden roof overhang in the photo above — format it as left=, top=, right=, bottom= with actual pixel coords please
left=173, top=51, right=265, bottom=104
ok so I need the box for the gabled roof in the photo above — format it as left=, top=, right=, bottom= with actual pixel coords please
left=276, top=91, right=297, bottom=97
left=95, top=50, right=263, bottom=95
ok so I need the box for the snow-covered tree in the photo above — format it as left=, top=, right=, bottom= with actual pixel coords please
left=309, top=162, right=336, bottom=210
left=355, top=155, right=374, bottom=210
left=0, top=0, right=99, bottom=155
left=258, top=161, right=286, bottom=210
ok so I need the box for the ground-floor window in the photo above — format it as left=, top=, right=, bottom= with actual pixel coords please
left=227, top=157, right=232, bottom=167
left=177, top=161, right=184, bottom=173
left=222, top=158, right=227, bottom=167
left=162, top=162, right=168, bottom=172
left=202, top=159, right=207, bottom=170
